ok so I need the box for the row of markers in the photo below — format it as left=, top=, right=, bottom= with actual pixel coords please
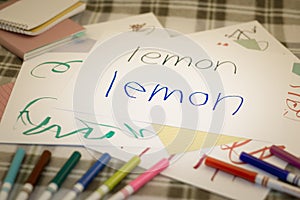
left=0, top=148, right=170, bottom=200
left=1, top=145, right=300, bottom=200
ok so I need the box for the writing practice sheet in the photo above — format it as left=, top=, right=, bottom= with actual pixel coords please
left=0, top=17, right=299, bottom=200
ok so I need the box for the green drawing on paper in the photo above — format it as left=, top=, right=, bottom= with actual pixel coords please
left=234, top=39, right=268, bottom=51
left=292, top=63, right=300, bottom=76
left=234, top=39, right=260, bottom=50
left=30, top=60, right=83, bottom=78
left=17, top=97, right=148, bottom=140
left=225, top=26, right=269, bottom=51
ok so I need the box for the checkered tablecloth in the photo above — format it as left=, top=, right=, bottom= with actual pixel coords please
left=0, top=0, right=299, bottom=199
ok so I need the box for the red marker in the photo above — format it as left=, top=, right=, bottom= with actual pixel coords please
left=205, top=156, right=300, bottom=198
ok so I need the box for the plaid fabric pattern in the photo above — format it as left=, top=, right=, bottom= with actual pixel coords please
left=0, top=0, right=299, bottom=199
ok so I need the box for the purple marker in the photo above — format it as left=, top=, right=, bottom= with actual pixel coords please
left=270, top=145, right=300, bottom=169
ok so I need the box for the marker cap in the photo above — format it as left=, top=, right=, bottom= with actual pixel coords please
left=4, top=148, right=26, bottom=184
left=78, top=153, right=111, bottom=188
left=51, top=151, right=81, bottom=188
left=105, top=155, right=141, bottom=190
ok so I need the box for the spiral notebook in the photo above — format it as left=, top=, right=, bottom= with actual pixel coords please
left=0, top=0, right=86, bottom=35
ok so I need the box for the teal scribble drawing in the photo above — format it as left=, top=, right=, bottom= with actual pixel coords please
left=292, top=63, right=300, bottom=76
left=17, top=97, right=148, bottom=140
left=123, top=123, right=144, bottom=138
left=30, top=60, right=83, bottom=78
left=17, top=97, right=57, bottom=126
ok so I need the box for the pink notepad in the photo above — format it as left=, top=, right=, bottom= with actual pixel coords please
left=0, top=82, right=14, bottom=121
left=0, top=0, right=85, bottom=60
left=0, top=18, right=85, bottom=60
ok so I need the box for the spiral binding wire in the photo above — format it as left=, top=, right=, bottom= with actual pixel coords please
left=0, top=19, right=29, bottom=34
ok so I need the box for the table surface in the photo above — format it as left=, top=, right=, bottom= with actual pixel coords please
left=0, top=0, right=299, bottom=199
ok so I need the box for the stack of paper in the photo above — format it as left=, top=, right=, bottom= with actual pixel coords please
left=0, top=0, right=86, bottom=60
left=0, top=13, right=299, bottom=200
left=0, top=0, right=86, bottom=35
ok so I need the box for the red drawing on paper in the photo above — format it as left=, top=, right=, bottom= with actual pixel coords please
left=130, top=23, right=146, bottom=32
left=220, top=140, right=285, bottom=165
left=129, top=23, right=155, bottom=35
left=217, top=42, right=229, bottom=47
left=283, top=84, right=300, bottom=122
left=211, top=169, right=219, bottom=181
left=193, top=154, right=207, bottom=169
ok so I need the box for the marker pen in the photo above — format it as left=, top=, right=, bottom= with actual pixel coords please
left=39, top=151, right=81, bottom=200
left=63, top=153, right=111, bottom=200
left=270, top=145, right=300, bottom=169
left=205, top=156, right=300, bottom=198
left=240, top=152, right=300, bottom=186
left=86, top=155, right=140, bottom=200
left=16, top=150, right=51, bottom=200
left=108, top=158, right=170, bottom=200
left=86, top=148, right=150, bottom=200
left=0, top=148, right=26, bottom=200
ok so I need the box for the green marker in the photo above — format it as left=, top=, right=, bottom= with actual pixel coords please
left=86, top=155, right=141, bottom=200
left=39, top=151, right=81, bottom=200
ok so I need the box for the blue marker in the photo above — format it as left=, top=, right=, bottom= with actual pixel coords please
left=0, top=148, right=26, bottom=200
left=63, top=153, right=111, bottom=200
left=240, top=152, right=300, bottom=187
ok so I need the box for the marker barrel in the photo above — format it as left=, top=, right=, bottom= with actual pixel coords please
left=39, top=183, right=58, bottom=200
left=108, top=185, right=133, bottom=200
left=15, top=183, right=33, bottom=200
left=63, top=192, right=76, bottom=200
